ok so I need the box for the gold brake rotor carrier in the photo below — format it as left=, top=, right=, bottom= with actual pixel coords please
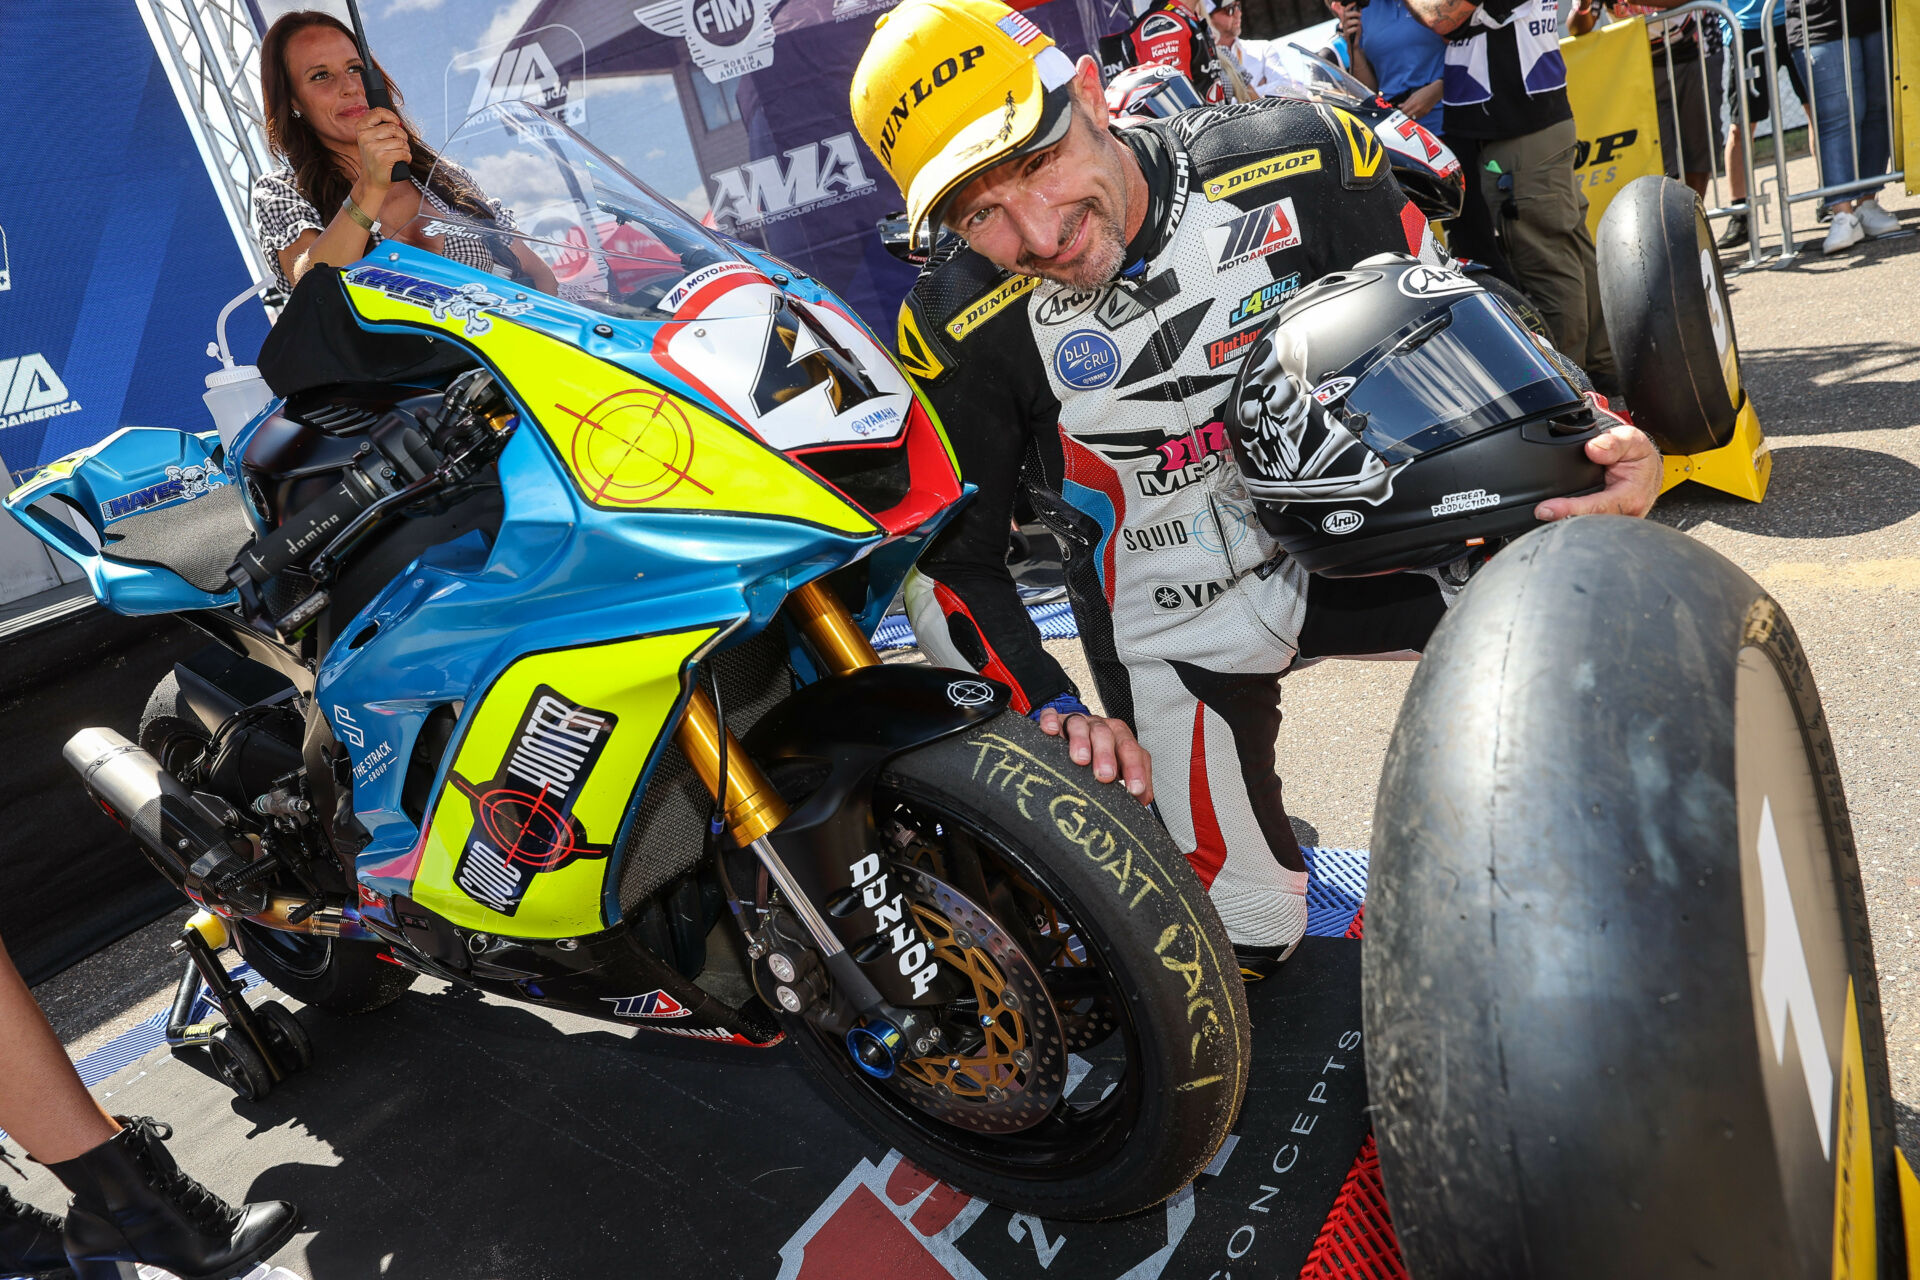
left=887, top=864, right=1068, bottom=1133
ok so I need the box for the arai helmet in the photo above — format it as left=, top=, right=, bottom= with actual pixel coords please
left=1227, top=253, right=1610, bottom=576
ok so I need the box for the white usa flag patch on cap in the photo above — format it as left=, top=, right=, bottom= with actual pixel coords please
left=997, top=11, right=1043, bottom=43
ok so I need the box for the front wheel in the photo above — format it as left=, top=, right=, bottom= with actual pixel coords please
left=774, top=712, right=1250, bottom=1220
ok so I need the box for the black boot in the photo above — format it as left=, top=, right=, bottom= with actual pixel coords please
left=48, top=1117, right=298, bottom=1280
left=0, top=1174, right=72, bottom=1280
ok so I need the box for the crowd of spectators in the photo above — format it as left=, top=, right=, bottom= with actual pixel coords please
left=1117, top=0, right=1903, bottom=356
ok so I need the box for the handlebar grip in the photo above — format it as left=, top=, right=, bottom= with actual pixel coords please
left=234, top=469, right=382, bottom=585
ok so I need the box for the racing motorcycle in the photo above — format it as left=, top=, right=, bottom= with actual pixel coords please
left=7, top=101, right=1248, bottom=1221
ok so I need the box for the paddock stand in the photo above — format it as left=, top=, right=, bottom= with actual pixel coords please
left=163, top=911, right=313, bottom=1101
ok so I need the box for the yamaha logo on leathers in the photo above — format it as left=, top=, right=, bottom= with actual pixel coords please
left=1152, top=579, right=1230, bottom=610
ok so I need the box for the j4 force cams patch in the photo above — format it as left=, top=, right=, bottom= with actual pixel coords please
left=1202, top=149, right=1322, bottom=201
left=451, top=685, right=618, bottom=916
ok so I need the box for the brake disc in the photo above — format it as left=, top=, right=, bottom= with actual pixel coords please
left=887, top=864, right=1068, bottom=1133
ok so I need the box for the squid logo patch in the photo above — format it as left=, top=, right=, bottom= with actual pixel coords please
left=451, top=686, right=617, bottom=916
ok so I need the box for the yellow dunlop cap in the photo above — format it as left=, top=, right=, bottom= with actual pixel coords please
left=851, top=0, right=1081, bottom=236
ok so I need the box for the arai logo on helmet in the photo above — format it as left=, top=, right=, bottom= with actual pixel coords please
left=1054, top=330, right=1120, bottom=390
left=1311, top=376, right=1356, bottom=406
left=1321, top=509, right=1364, bottom=535
left=1397, top=265, right=1481, bottom=299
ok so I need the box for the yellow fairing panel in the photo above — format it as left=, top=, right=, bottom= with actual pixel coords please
left=340, top=274, right=876, bottom=536
left=411, top=627, right=717, bottom=937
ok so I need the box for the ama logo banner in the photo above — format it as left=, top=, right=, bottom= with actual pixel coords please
left=0, top=3, right=265, bottom=490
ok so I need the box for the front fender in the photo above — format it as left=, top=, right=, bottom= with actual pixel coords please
left=743, top=664, right=1010, bottom=1006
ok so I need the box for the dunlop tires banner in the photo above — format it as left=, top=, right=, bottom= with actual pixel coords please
left=1561, top=17, right=1666, bottom=236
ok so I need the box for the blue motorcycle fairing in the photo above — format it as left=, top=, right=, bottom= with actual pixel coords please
left=4, top=426, right=242, bottom=614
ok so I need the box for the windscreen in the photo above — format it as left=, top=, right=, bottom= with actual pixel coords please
left=407, top=101, right=743, bottom=319
left=1341, top=293, right=1584, bottom=458
left=1262, top=43, right=1380, bottom=108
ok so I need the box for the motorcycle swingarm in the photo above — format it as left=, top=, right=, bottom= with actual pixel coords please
left=742, top=664, right=1008, bottom=1008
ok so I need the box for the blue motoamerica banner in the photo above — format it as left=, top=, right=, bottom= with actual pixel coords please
left=258, top=0, right=1125, bottom=334
left=0, top=3, right=268, bottom=487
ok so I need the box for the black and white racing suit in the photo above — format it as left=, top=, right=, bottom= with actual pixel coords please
left=894, top=99, right=1460, bottom=948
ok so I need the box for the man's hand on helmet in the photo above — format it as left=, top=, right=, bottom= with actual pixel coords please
left=1535, top=424, right=1662, bottom=521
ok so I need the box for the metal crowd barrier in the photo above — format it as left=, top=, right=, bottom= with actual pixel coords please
left=1754, top=0, right=1903, bottom=263
left=1644, top=0, right=1764, bottom=268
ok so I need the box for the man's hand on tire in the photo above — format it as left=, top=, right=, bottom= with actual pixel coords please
left=1535, top=424, right=1662, bottom=521
left=1036, top=706, right=1155, bottom=804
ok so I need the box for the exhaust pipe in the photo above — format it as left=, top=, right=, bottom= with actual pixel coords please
left=64, top=727, right=239, bottom=892
left=64, top=728, right=368, bottom=940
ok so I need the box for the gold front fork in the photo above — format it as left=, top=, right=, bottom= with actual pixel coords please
left=674, top=578, right=878, bottom=845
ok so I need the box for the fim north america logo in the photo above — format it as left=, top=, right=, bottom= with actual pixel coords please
left=451, top=686, right=617, bottom=916
left=635, top=0, right=777, bottom=83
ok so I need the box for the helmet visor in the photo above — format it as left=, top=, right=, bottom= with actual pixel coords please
left=1132, top=74, right=1206, bottom=118
left=1339, top=294, right=1584, bottom=460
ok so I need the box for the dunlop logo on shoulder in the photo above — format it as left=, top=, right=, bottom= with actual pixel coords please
left=1203, top=149, right=1322, bottom=201
left=947, top=274, right=1038, bottom=341
left=877, top=45, right=988, bottom=165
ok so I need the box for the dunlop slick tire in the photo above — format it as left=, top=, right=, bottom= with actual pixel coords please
left=1596, top=175, right=1742, bottom=455
left=1363, top=516, right=1902, bottom=1276
left=776, top=711, right=1250, bottom=1221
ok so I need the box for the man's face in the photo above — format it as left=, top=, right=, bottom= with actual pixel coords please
left=943, top=61, right=1132, bottom=291
left=1209, top=2, right=1242, bottom=45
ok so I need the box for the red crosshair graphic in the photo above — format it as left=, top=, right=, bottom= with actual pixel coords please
left=451, top=775, right=591, bottom=871
left=554, top=387, right=715, bottom=506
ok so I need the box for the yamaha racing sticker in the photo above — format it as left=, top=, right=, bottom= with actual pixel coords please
left=451, top=686, right=617, bottom=916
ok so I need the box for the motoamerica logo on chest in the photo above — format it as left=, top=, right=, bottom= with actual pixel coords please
left=451, top=686, right=617, bottom=915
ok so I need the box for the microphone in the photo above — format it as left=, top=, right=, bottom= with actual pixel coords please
left=343, top=0, right=410, bottom=185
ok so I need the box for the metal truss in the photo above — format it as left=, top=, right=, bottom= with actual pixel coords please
left=135, top=0, right=276, bottom=286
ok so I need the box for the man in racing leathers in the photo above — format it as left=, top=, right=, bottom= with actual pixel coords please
left=1112, top=0, right=1233, bottom=103
left=852, top=0, right=1659, bottom=953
